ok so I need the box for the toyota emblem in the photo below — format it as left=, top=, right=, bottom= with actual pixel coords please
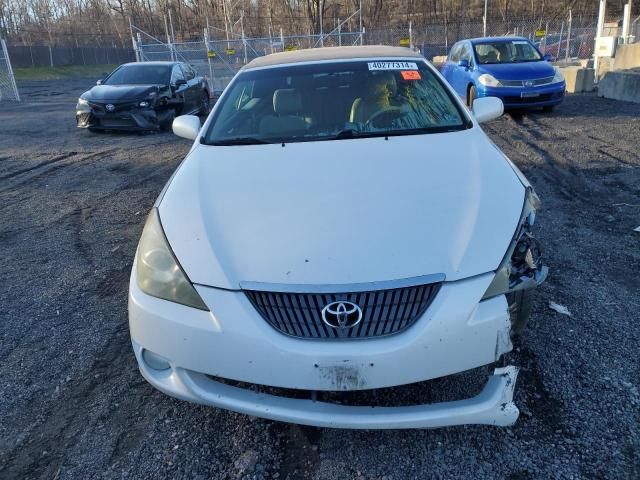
left=321, top=301, right=363, bottom=329
left=105, top=103, right=115, bottom=112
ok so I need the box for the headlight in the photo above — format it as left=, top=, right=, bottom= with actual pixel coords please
left=139, top=101, right=150, bottom=108
left=77, top=98, right=89, bottom=106
left=552, top=66, right=564, bottom=84
left=135, top=209, right=208, bottom=310
left=482, top=188, right=547, bottom=300
left=478, top=73, right=502, bottom=87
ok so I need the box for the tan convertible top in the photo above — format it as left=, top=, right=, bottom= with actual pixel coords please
left=243, top=46, right=424, bottom=70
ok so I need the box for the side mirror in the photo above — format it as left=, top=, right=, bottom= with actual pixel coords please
left=174, top=79, right=187, bottom=88
left=457, top=59, right=470, bottom=69
left=172, top=115, right=201, bottom=141
left=543, top=54, right=554, bottom=62
left=472, top=97, right=504, bottom=123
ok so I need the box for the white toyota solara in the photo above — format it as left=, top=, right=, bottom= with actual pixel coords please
left=129, top=46, right=548, bottom=429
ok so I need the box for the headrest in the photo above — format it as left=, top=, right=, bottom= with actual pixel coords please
left=273, top=89, right=302, bottom=115
left=365, top=72, right=398, bottom=97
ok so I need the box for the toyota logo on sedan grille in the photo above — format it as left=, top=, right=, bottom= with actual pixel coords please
left=105, top=104, right=115, bottom=112
left=321, top=301, right=363, bottom=329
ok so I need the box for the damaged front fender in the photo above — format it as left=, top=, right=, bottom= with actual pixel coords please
left=482, top=187, right=548, bottom=300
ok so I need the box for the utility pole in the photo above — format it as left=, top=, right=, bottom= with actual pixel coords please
left=565, top=9, right=572, bottom=62
left=222, top=0, right=230, bottom=49
left=483, top=0, right=488, bottom=37
left=241, top=11, right=247, bottom=64
left=594, top=0, right=606, bottom=83
left=319, top=0, right=324, bottom=46
left=168, top=10, right=176, bottom=61
left=129, top=18, right=139, bottom=62
left=164, top=15, right=172, bottom=61
left=621, top=2, right=632, bottom=43
left=359, top=0, right=363, bottom=45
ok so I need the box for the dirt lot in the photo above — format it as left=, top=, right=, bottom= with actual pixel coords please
left=0, top=77, right=639, bottom=480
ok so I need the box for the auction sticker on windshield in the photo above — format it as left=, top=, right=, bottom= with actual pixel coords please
left=368, top=61, right=418, bottom=71
left=401, top=70, right=422, bottom=80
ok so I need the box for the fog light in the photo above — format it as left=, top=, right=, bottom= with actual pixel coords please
left=142, top=349, right=171, bottom=371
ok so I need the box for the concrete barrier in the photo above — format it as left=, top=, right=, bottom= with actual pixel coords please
left=559, top=66, right=595, bottom=93
left=431, top=55, right=447, bottom=67
left=612, top=43, right=640, bottom=71
left=598, top=68, right=640, bottom=103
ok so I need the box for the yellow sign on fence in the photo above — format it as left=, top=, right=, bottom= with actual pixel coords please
left=226, top=48, right=236, bottom=55
left=399, top=37, right=411, bottom=47
left=207, top=50, right=216, bottom=58
left=284, top=45, right=298, bottom=52
left=535, top=29, right=546, bottom=37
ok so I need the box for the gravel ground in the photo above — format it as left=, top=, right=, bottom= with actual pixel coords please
left=0, top=77, right=638, bottom=480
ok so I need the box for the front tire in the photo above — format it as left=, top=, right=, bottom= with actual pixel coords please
left=199, top=91, right=211, bottom=116
left=507, top=289, right=534, bottom=336
left=160, top=108, right=176, bottom=131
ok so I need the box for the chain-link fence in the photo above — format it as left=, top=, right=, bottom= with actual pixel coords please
left=7, top=45, right=134, bottom=68
left=134, top=12, right=608, bottom=91
left=0, top=39, right=20, bottom=102
left=134, top=24, right=365, bottom=90
left=368, top=14, right=602, bottom=62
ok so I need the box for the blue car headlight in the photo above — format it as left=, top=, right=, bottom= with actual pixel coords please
left=552, top=67, right=564, bottom=84
left=478, top=73, right=502, bottom=87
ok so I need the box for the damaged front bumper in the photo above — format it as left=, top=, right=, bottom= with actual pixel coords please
left=129, top=269, right=521, bottom=429
left=134, top=341, right=520, bottom=429
left=76, top=104, right=168, bottom=131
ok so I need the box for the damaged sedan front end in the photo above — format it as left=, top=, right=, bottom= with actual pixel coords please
left=76, top=61, right=209, bottom=132
left=76, top=90, right=175, bottom=131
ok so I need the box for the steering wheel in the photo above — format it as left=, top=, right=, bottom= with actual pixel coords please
left=364, top=106, right=403, bottom=128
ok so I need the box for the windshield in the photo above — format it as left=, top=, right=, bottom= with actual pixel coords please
left=104, top=65, right=171, bottom=85
left=474, top=40, right=542, bottom=64
left=203, top=60, right=469, bottom=145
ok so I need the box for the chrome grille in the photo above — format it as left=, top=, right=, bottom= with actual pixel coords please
left=245, top=283, right=441, bottom=339
left=89, top=101, right=139, bottom=112
left=500, top=79, right=524, bottom=87
left=499, top=76, right=556, bottom=87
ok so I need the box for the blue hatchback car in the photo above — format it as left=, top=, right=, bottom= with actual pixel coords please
left=441, top=37, right=565, bottom=111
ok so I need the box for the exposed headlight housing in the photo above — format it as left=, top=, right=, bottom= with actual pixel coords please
left=478, top=73, right=502, bottom=87
left=552, top=66, right=564, bottom=84
left=135, top=209, right=208, bottom=310
left=139, top=101, right=150, bottom=107
left=77, top=97, right=89, bottom=106
left=482, top=188, right=548, bottom=300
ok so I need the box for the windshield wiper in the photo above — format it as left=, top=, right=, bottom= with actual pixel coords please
left=332, top=129, right=389, bottom=140
left=332, top=126, right=465, bottom=141
left=385, top=126, right=466, bottom=136
left=208, top=137, right=272, bottom=146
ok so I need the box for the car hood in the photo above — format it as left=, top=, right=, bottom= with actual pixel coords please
left=158, top=129, right=525, bottom=290
left=83, top=84, right=163, bottom=102
left=478, top=61, right=555, bottom=80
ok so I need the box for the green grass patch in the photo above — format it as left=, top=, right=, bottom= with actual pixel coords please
left=14, top=64, right=118, bottom=81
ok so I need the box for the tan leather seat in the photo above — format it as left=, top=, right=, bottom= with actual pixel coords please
left=259, top=89, right=308, bottom=137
